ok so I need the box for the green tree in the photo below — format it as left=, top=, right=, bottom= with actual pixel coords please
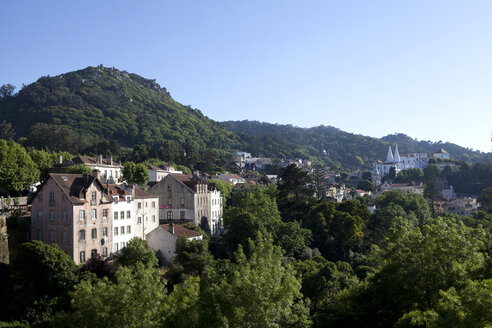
left=312, top=164, right=327, bottom=201
left=212, top=179, right=233, bottom=206
left=202, top=233, right=311, bottom=328
left=0, top=140, right=39, bottom=194
left=116, top=238, right=158, bottom=269
left=28, top=150, right=58, bottom=181
left=62, top=264, right=165, bottom=328
left=0, top=84, right=15, bottom=97
left=67, top=164, right=92, bottom=175
left=0, top=120, right=15, bottom=140
left=424, top=164, right=441, bottom=215
left=478, top=187, right=492, bottom=213
left=133, top=163, right=150, bottom=189
left=357, top=179, right=375, bottom=192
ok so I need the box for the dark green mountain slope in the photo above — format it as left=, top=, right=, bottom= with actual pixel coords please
left=0, top=65, right=237, bottom=153
left=223, top=120, right=492, bottom=169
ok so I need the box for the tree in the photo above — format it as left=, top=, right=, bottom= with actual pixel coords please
left=202, top=233, right=311, bottom=328
left=122, top=162, right=149, bottom=188
left=0, top=120, right=15, bottom=140
left=478, top=187, right=492, bottom=213
left=0, top=140, right=39, bottom=194
left=357, top=179, right=375, bottom=192
left=62, top=264, right=165, bottom=328
left=67, top=164, right=92, bottom=175
left=116, top=238, right=158, bottom=269
left=0, top=84, right=15, bottom=97
left=312, top=164, right=327, bottom=201
left=424, top=164, right=441, bottom=215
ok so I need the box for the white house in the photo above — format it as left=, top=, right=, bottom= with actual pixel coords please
left=209, top=187, right=223, bottom=235
left=372, top=145, right=428, bottom=180
left=108, top=185, right=134, bottom=254
left=146, top=223, right=203, bottom=264
left=148, top=164, right=183, bottom=183
left=433, top=148, right=450, bottom=160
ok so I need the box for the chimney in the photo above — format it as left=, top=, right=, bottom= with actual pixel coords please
left=109, top=156, right=113, bottom=166
left=58, top=154, right=63, bottom=164
left=92, top=169, right=101, bottom=180
left=168, top=222, right=174, bottom=234
left=97, top=154, right=103, bottom=165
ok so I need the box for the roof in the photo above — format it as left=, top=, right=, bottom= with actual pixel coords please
left=36, top=173, right=106, bottom=205
left=107, top=184, right=130, bottom=201
left=134, top=187, right=157, bottom=199
left=170, top=173, right=193, bottom=182
left=435, top=148, right=449, bottom=154
left=72, top=156, right=123, bottom=167
left=160, top=224, right=202, bottom=238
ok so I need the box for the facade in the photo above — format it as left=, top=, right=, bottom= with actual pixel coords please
left=72, top=155, right=123, bottom=184
left=148, top=174, right=222, bottom=234
left=108, top=185, right=134, bottom=254
left=208, top=187, right=223, bottom=235
left=133, top=187, right=160, bottom=239
left=30, top=173, right=112, bottom=265
left=146, top=223, right=202, bottom=264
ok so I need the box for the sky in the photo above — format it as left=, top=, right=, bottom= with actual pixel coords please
left=1, top=1, right=491, bottom=152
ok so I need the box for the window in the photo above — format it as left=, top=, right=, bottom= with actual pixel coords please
left=152, top=215, right=156, bottom=222
left=37, top=229, right=43, bottom=241
left=152, top=201, right=156, bottom=208
left=114, top=243, right=118, bottom=252
left=102, top=209, right=108, bottom=218
left=102, top=247, right=108, bottom=257
left=80, top=251, right=86, bottom=263
left=49, top=210, right=55, bottom=222
left=91, top=228, right=97, bottom=239
left=38, top=194, right=43, bottom=202
left=49, top=192, right=55, bottom=201
left=79, top=210, right=86, bottom=221
left=126, top=196, right=131, bottom=203
left=114, top=227, right=119, bottom=236
left=62, top=230, right=68, bottom=242
left=121, top=241, right=125, bottom=248
left=167, top=211, right=173, bottom=220
left=180, top=211, right=185, bottom=220
left=91, top=249, right=97, bottom=258
left=120, top=211, right=125, bottom=219
left=127, top=225, right=131, bottom=234
left=114, top=212, right=118, bottom=220
left=138, top=202, right=142, bottom=209
left=37, top=210, right=43, bottom=222
left=138, top=217, right=142, bottom=224
left=79, top=230, right=86, bottom=241
left=127, top=210, right=131, bottom=219
left=92, top=191, right=96, bottom=201
left=62, top=210, right=68, bottom=222
left=180, top=198, right=185, bottom=207
left=120, top=226, right=125, bottom=235
left=103, top=227, right=108, bottom=236
left=49, top=230, right=55, bottom=241
left=113, top=196, right=118, bottom=204
left=62, top=194, right=67, bottom=202
left=92, top=209, right=97, bottom=220
left=145, top=202, right=148, bottom=208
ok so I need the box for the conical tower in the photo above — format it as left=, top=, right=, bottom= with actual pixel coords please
left=394, top=145, right=401, bottom=162
left=386, top=146, right=394, bottom=162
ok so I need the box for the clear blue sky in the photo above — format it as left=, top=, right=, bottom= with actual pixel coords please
left=1, top=1, right=491, bottom=152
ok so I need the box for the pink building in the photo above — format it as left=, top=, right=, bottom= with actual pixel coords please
left=30, top=173, right=112, bottom=265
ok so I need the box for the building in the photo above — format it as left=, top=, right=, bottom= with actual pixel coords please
left=148, top=173, right=222, bottom=234
left=433, top=148, right=450, bottom=160
left=218, top=173, right=245, bottom=185
left=148, top=164, right=183, bottom=183
left=372, top=145, right=428, bottom=180
left=146, top=223, right=202, bottom=264
left=442, top=197, right=479, bottom=217
left=380, top=182, right=424, bottom=195
left=208, top=185, right=223, bottom=235
left=107, top=184, right=134, bottom=254
left=30, top=173, right=112, bottom=265
left=133, top=187, right=160, bottom=239
left=54, top=155, right=123, bottom=184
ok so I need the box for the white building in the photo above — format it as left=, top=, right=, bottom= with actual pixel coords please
left=148, top=164, right=182, bottom=183
left=372, top=145, right=428, bottom=179
left=209, top=188, right=223, bottom=235
left=108, top=185, right=134, bottom=254
left=146, top=223, right=203, bottom=264
left=433, top=148, right=450, bottom=160
left=72, top=155, right=123, bottom=184
left=133, top=188, right=160, bottom=239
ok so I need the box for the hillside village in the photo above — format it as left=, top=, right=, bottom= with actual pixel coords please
left=0, top=143, right=485, bottom=267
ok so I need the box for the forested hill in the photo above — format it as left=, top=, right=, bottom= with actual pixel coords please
left=0, top=65, right=237, bottom=154
left=224, top=120, right=492, bottom=169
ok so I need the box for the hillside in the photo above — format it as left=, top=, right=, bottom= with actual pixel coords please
left=0, top=65, right=237, bottom=154
left=224, top=120, right=492, bottom=169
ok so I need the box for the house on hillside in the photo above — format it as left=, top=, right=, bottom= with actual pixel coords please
left=146, top=223, right=203, bottom=264
left=30, top=172, right=112, bottom=264
left=148, top=164, right=183, bottom=183
left=433, top=148, right=450, bottom=160
left=53, top=155, right=123, bottom=184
